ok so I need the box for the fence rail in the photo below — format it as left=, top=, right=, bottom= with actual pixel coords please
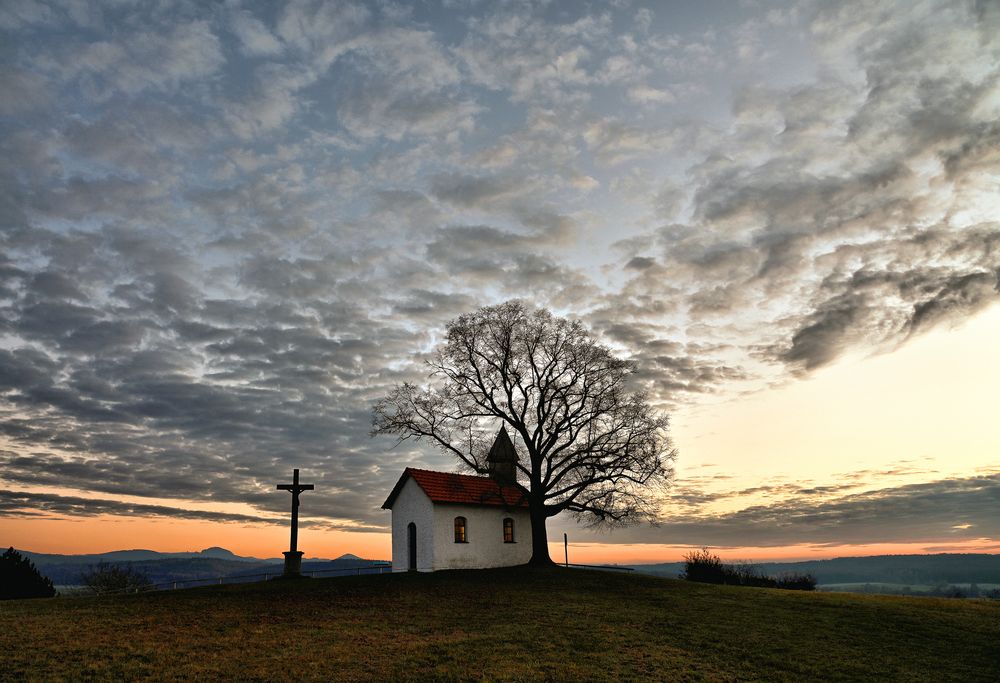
left=564, top=563, right=634, bottom=572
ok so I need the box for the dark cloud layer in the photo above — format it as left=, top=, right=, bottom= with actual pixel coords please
left=0, top=489, right=280, bottom=526
left=574, top=473, right=1000, bottom=548
left=0, top=1, right=997, bottom=545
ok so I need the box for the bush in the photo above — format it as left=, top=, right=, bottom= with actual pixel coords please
left=681, top=548, right=727, bottom=584
left=80, top=561, right=153, bottom=595
left=730, top=561, right=779, bottom=588
left=1, top=547, right=56, bottom=600
left=681, top=549, right=815, bottom=591
left=775, top=573, right=818, bottom=591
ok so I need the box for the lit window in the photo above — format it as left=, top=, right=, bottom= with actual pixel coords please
left=454, top=516, right=467, bottom=543
left=503, top=518, right=514, bottom=543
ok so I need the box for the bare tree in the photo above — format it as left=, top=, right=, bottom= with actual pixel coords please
left=80, top=561, right=152, bottom=595
left=373, top=300, right=676, bottom=566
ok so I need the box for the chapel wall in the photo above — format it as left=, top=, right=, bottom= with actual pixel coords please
left=389, top=478, right=435, bottom=572
left=432, top=504, right=532, bottom=570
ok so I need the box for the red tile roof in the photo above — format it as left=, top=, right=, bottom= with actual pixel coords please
left=382, top=468, right=529, bottom=510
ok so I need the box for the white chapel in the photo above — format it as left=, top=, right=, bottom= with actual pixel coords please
left=382, top=427, right=532, bottom=572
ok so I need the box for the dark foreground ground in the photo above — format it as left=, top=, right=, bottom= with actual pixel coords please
left=3, top=567, right=998, bottom=681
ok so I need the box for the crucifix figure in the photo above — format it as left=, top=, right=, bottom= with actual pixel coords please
left=276, top=468, right=314, bottom=577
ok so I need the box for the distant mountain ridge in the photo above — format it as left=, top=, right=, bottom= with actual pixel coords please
left=16, top=547, right=388, bottom=586
left=21, top=547, right=263, bottom=565
left=19, top=547, right=367, bottom=565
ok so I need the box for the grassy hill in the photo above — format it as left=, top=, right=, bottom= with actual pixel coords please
left=3, top=568, right=998, bottom=681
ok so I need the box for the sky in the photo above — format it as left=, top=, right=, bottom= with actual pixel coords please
left=1, top=0, right=998, bottom=564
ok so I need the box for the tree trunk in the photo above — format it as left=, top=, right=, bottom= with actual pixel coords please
left=528, top=501, right=554, bottom=566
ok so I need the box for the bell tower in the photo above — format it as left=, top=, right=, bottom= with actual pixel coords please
left=486, top=426, right=519, bottom=484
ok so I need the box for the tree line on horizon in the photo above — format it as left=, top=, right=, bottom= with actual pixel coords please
left=1, top=548, right=55, bottom=599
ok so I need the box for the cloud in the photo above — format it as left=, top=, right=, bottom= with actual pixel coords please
left=769, top=227, right=1000, bottom=370
left=0, top=67, right=52, bottom=115
left=456, top=10, right=610, bottom=102
left=0, top=489, right=282, bottom=526
left=337, top=86, right=479, bottom=141
left=223, top=63, right=315, bottom=139
left=334, top=28, right=477, bottom=140
left=275, top=0, right=371, bottom=54
left=230, top=10, right=284, bottom=57
left=610, top=1, right=1000, bottom=375
left=573, top=474, right=1000, bottom=547
left=583, top=117, right=680, bottom=164
left=430, top=172, right=531, bottom=209
left=626, top=85, right=674, bottom=105
left=46, top=20, right=225, bottom=99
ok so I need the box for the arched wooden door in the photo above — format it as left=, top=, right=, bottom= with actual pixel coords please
left=407, top=522, right=417, bottom=571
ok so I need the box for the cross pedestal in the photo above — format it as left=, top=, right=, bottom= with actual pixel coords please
left=276, top=468, right=314, bottom=578
left=282, top=550, right=303, bottom=575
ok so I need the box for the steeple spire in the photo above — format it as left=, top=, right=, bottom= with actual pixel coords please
left=486, top=426, right=519, bottom=483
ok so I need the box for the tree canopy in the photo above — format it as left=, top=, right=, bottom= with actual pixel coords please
left=373, top=300, right=676, bottom=564
left=1, top=547, right=56, bottom=600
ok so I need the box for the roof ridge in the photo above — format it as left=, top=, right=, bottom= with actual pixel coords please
left=384, top=467, right=529, bottom=509
left=405, top=466, right=489, bottom=477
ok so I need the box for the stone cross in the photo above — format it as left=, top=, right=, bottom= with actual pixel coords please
left=276, top=468, right=314, bottom=576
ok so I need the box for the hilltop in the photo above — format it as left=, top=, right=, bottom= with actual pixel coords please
left=3, top=568, right=998, bottom=681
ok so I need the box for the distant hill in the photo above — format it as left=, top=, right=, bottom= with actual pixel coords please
left=2, top=568, right=997, bottom=680
left=21, top=547, right=270, bottom=566
left=630, top=553, right=1000, bottom=586
left=17, top=547, right=387, bottom=587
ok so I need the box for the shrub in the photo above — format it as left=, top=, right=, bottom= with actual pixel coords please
left=775, top=573, right=818, bottom=591
left=681, top=549, right=727, bottom=584
left=681, top=549, right=815, bottom=591
left=730, top=561, right=780, bottom=588
left=0, top=547, right=57, bottom=600
left=80, top=561, right=153, bottom=595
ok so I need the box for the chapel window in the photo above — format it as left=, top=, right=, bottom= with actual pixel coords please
left=503, top=517, right=514, bottom=543
left=454, top=516, right=467, bottom=543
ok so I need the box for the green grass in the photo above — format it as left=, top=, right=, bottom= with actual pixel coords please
left=3, top=567, right=998, bottom=681
left=821, top=582, right=1000, bottom=594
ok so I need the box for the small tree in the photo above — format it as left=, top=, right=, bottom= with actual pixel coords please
left=0, top=547, right=56, bottom=599
left=80, top=561, right=152, bottom=595
left=373, top=301, right=676, bottom=565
